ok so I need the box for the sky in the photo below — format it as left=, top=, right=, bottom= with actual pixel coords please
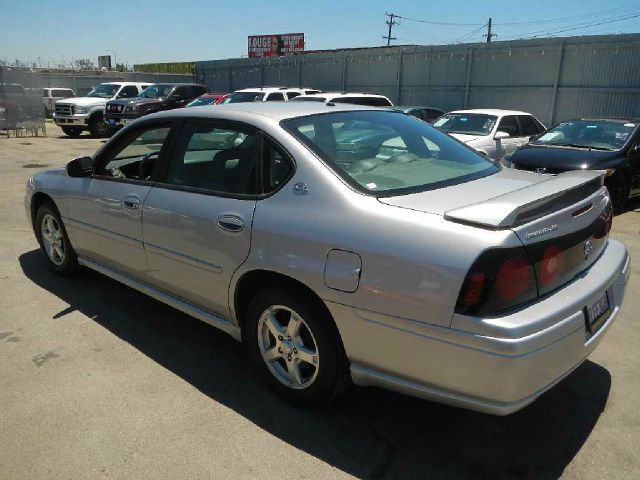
left=1, top=0, right=639, bottom=67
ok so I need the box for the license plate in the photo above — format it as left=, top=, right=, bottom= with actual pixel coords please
left=585, top=292, right=610, bottom=334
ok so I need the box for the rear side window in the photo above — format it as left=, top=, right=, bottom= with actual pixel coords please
left=266, top=92, right=285, bottom=101
left=518, top=115, right=543, bottom=135
left=118, top=85, right=139, bottom=98
left=52, top=89, right=74, bottom=98
left=164, top=121, right=259, bottom=195
left=286, top=91, right=301, bottom=99
left=497, top=116, right=520, bottom=137
left=263, top=141, right=293, bottom=193
left=192, top=85, right=207, bottom=97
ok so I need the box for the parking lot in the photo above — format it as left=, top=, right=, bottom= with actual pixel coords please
left=1, top=123, right=639, bottom=479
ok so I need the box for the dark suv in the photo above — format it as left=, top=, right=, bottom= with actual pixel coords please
left=105, top=83, right=206, bottom=128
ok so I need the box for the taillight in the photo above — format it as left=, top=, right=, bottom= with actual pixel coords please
left=456, top=247, right=537, bottom=316
left=538, top=245, right=563, bottom=286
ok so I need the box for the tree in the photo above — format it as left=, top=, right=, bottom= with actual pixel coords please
left=72, top=58, right=96, bottom=71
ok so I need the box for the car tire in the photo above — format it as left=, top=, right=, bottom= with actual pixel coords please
left=609, top=176, right=630, bottom=212
left=245, top=287, right=350, bottom=406
left=35, top=202, right=78, bottom=275
left=61, top=126, right=83, bottom=137
left=88, top=113, right=109, bottom=138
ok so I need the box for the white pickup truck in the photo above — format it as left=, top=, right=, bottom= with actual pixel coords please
left=53, top=82, right=149, bottom=137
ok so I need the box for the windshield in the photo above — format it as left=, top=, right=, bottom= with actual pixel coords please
left=87, top=84, right=121, bottom=98
left=282, top=110, right=498, bottom=195
left=139, top=84, right=174, bottom=99
left=532, top=120, right=638, bottom=151
left=187, top=96, right=216, bottom=107
left=224, top=91, right=265, bottom=103
left=291, top=96, right=327, bottom=102
left=432, top=113, right=497, bottom=136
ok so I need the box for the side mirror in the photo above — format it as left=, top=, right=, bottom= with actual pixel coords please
left=66, top=156, right=93, bottom=177
left=528, top=133, right=540, bottom=142
left=494, top=131, right=510, bottom=140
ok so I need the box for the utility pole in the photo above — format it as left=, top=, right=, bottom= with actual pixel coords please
left=383, top=12, right=398, bottom=46
left=485, top=17, right=497, bottom=43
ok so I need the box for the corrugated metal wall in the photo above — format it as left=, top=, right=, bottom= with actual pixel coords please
left=196, top=33, right=640, bottom=125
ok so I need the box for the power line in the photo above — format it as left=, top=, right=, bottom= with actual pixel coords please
left=494, top=2, right=640, bottom=26
left=396, top=14, right=483, bottom=26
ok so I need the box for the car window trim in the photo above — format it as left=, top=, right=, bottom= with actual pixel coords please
left=91, top=120, right=177, bottom=186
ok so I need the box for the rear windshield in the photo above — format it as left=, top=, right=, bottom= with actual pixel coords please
left=532, top=119, right=638, bottom=151
left=433, top=113, right=497, bottom=136
left=224, top=91, right=265, bottom=103
left=282, top=110, right=498, bottom=196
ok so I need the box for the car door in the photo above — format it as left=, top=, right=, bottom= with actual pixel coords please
left=141, top=119, right=260, bottom=318
left=168, top=86, right=192, bottom=109
left=65, top=121, right=174, bottom=278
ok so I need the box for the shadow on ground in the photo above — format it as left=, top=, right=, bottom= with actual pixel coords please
left=20, top=249, right=611, bottom=479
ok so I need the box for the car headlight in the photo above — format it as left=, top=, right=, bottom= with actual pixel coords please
left=75, top=106, right=87, bottom=114
left=125, top=104, right=138, bottom=113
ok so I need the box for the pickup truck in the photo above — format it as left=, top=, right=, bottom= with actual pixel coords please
left=104, top=83, right=206, bottom=129
left=53, top=82, right=149, bottom=137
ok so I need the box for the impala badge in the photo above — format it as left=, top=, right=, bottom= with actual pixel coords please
left=524, top=224, right=558, bottom=240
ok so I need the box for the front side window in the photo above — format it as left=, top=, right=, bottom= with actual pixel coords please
left=532, top=120, right=638, bottom=151
left=497, top=116, right=520, bottom=137
left=290, top=96, right=326, bottom=102
left=433, top=113, right=497, bottom=136
left=164, top=122, right=259, bottom=195
left=518, top=115, right=543, bottom=136
left=283, top=110, right=498, bottom=195
left=97, top=125, right=172, bottom=181
left=139, top=84, right=174, bottom=99
left=286, top=92, right=301, bottom=99
left=87, top=84, right=121, bottom=98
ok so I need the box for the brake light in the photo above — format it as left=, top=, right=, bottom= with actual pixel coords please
left=455, top=247, right=537, bottom=316
left=538, top=245, right=563, bottom=286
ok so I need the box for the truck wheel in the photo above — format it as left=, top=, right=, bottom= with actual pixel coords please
left=35, top=202, right=78, bottom=275
left=61, top=126, right=83, bottom=137
left=245, top=287, right=350, bottom=406
left=89, top=113, right=109, bottom=138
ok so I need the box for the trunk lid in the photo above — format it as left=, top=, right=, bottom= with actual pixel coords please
left=380, top=169, right=612, bottom=297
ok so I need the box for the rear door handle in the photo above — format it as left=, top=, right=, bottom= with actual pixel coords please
left=217, top=215, right=245, bottom=232
left=123, top=196, right=141, bottom=209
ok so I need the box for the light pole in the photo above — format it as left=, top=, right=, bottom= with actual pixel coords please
left=106, top=50, right=117, bottom=70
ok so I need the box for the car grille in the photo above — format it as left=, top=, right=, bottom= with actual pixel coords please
left=107, top=103, right=124, bottom=113
left=55, top=103, right=74, bottom=115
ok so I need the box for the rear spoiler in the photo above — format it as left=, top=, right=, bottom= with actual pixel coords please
left=444, top=170, right=605, bottom=229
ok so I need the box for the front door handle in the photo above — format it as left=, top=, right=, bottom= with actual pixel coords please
left=217, top=215, right=245, bottom=232
left=123, top=196, right=141, bottom=209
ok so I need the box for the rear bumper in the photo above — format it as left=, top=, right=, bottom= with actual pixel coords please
left=329, top=238, right=629, bottom=415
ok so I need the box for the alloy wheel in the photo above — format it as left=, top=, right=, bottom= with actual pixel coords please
left=257, top=305, right=320, bottom=389
left=40, top=213, right=65, bottom=266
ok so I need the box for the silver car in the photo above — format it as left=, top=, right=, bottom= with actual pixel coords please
left=25, top=103, right=630, bottom=415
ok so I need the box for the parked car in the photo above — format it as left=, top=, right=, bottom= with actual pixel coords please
left=223, top=87, right=320, bottom=103
left=104, top=83, right=207, bottom=129
left=53, top=82, right=150, bottom=137
left=432, top=109, right=546, bottom=160
left=25, top=103, right=629, bottom=415
left=502, top=117, right=640, bottom=210
left=291, top=91, right=393, bottom=107
left=394, top=106, right=445, bottom=123
left=186, top=93, right=228, bottom=107
left=42, top=88, right=75, bottom=116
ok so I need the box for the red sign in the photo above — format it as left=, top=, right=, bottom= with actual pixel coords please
left=248, top=33, right=305, bottom=58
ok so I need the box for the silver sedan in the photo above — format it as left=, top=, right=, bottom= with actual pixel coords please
left=24, top=103, right=630, bottom=414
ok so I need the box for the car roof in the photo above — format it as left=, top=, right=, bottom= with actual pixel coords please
left=395, top=106, right=444, bottom=111
left=235, top=87, right=307, bottom=93
left=101, top=82, right=150, bottom=86
left=302, top=92, right=389, bottom=99
left=449, top=108, right=532, bottom=116
left=150, top=101, right=392, bottom=122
